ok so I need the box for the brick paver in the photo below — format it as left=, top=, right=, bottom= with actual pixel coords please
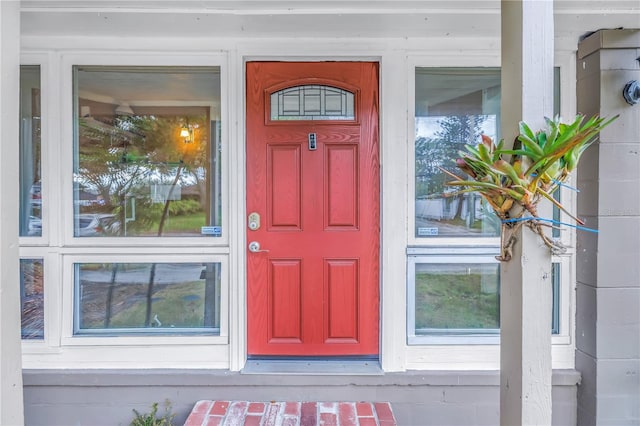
left=184, top=401, right=396, bottom=426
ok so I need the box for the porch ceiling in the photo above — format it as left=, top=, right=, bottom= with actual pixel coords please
left=20, top=1, right=639, bottom=41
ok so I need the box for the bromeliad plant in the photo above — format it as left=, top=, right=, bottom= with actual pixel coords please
left=442, top=114, right=617, bottom=261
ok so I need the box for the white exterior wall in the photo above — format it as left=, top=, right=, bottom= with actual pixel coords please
left=1, top=2, right=25, bottom=424
left=16, top=2, right=639, bottom=372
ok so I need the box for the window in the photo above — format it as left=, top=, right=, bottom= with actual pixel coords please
left=409, top=67, right=565, bottom=345
left=21, top=259, right=44, bottom=339
left=411, top=260, right=499, bottom=336
left=74, top=262, right=221, bottom=335
left=20, top=66, right=42, bottom=237
left=551, top=262, right=561, bottom=334
left=73, top=66, right=222, bottom=238
left=64, top=63, right=227, bottom=341
left=270, top=85, right=354, bottom=121
left=414, top=68, right=501, bottom=238
left=408, top=253, right=561, bottom=344
left=18, top=54, right=232, bottom=367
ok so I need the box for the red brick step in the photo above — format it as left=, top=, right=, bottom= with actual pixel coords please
left=184, top=401, right=396, bottom=426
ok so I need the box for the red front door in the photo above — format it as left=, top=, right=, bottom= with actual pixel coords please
left=246, top=62, right=379, bottom=356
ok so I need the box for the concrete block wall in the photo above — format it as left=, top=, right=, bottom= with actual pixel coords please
left=576, top=29, right=640, bottom=426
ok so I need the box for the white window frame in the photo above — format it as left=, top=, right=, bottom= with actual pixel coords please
left=60, top=53, right=230, bottom=248
left=408, top=57, right=502, bottom=249
left=19, top=250, right=60, bottom=355
left=19, top=53, right=60, bottom=357
left=405, top=53, right=577, bottom=369
left=407, top=249, right=572, bottom=346
left=19, top=54, right=51, bottom=247
left=550, top=253, right=574, bottom=345
left=60, top=253, right=229, bottom=347
left=20, top=51, right=233, bottom=369
left=60, top=53, right=231, bottom=351
left=407, top=247, right=501, bottom=345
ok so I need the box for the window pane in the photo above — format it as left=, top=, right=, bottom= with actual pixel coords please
left=73, top=66, right=222, bottom=237
left=410, top=259, right=561, bottom=339
left=415, top=68, right=501, bottom=238
left=21, top=259, right=44, bottom=339
left=552, top=262, right=560, bottom=334
left=414, top=263, right=500, bottom=334
left=75, top=262, right=221, bottom=334
left=20, top=66, right=42, bottom=237
left=552, top=67, right=562, bottom=239
left=270, top=85, right=355, bottom=120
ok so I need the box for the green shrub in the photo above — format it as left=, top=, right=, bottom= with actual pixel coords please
left=130, top=401, right=175, bottom=426
left=168, top=199, right=201, bottom=216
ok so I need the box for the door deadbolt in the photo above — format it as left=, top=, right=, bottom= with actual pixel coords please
left=248, top=212, right=260, bottom=231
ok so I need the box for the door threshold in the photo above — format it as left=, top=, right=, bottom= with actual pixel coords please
left=241, top=358, right=383, bottom=375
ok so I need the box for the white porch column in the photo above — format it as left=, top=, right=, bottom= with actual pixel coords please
left=500, top=1, right=554, bottom=425
left=0, top=1, right=25, bottom=425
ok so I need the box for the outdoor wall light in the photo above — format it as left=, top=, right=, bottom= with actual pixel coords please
left=180, top=125, right=194, bottom=143
left=623, top=79, right=640, bottom=105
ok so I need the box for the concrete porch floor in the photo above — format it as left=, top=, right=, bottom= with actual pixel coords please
left=184, top=401, right=396, bottom=426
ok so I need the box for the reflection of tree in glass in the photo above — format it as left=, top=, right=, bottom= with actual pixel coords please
left=416, top=115, right=486, bottom=198
left=77, top=113, right=209, bottom=237
left=416, top=115, right=497, bottom=231
left=78, top=113, right=210, bottom=327
left=133, top=115, right=209, bottom=327
left=78, top=116, right=155, bottom=235
left=20, top=260, right=44, bottom=339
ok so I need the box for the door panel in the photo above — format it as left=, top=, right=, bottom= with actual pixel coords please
left=269, top=259, right=302, bottom=341
left=325, top=259, right=359, bottom=341
left=326, top=145, right=358, bottom=228
left=246, top=62, right=379, bottom=356
left=268, top=145, right=302, bottom=229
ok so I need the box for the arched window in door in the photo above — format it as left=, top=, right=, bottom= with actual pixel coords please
left=270, top=85, right=354, bottom=121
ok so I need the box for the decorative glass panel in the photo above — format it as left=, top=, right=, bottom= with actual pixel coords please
left=21, top=259, right=44, bottom=339
left=20, top=66, right=42, bottom=237
left=270, top=85, right=354, bottom=121
left=73, top=66, right=222, bottom=237
left=74, top=262, right=221, bottom=335
left=414, top=68, right=502, bottom=238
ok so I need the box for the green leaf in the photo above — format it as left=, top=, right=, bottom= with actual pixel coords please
left=519, top=121, right=536, bottom=143
left=537, top=131, right=548, bottom=149
left=492, top=160, right=525, bottom=186
left=477, top=143, right=492, bottom=163
left=545, top=117, right=560, bottom=146
left=464, top=145, right=481, bottom=159
left=498, top=149, right=533, bottom=158
left=515, top=135, right=545, bottom=159
left=445, top=180, right=524, bottom=200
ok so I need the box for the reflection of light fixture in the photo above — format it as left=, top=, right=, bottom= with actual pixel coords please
left=115, top=103, right=135, bottom=116
left=180, top=125, right=194, bottom=143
